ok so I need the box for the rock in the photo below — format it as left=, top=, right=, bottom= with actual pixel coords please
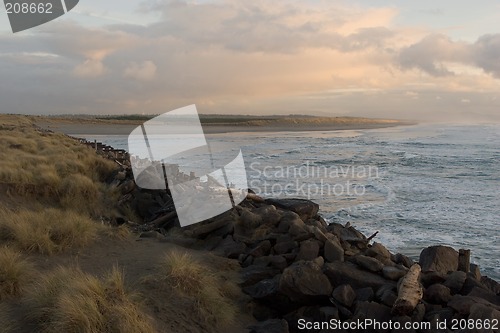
left=356, top=287, right=374, bottom=302
left=332, top=284, right=356, bottom=308
left=309, top=226, right=329, bottom=244
left=248, top=240, right=272, bottom=258
left=289, top=220, right=309, bottom=239
left=355, top=255, right=384, bottom=273
left=468, top=304, right=500, bottom=333
left=252, top=205, right=282, bottom=226
left=249, top=319, right=289, bottom=333
left=447, top=295, right=500, bottom=315
left=279, top=260, right=333, bottom=302
left=468, top=286, right=500, bottom=306
left=295, top=239, right=320, bottom=262
left=277, top=211, right=303, bottom=233
left=253, top=255, right=288, bottom=271
left=202, top=235, right=223, bottom=250
left=411, top=303, right=426, bottom=323
left=241, top=265, right=281, bottom=287
left=420, top=271, right=447, bottom=287
left=313, top=256, right=324, bottom=267
left=265, top=198, right=319, bottom=222
left=461, top=274, right=488, bottom=295
left=469, top=263, right=481, bottom=280
left=382, top=266, right=407, bottom=281
left=324, top=262, right=391, bottom=290
left=419, top=245, right=458, bottom=275
left=394, top=253, right=414, bottom=269
left=327, top=223, right=367, bottom=244
left=214, top=235, right=247, bottom=259
left=424, top=284, right=452, bottom=304
left=352, top=301, right=392, bottom=324
left=376, top=284, right=398, bottom=307
left=424, top=307, right=454, bottom=324
left=243, top=276, right=280, bottom=300
left=443, top=271, right=467, bottom=293
left=324, top=238, right=344, bottom=262
left=481, top=276, right=500, bottom=295
left=241, top=209, right=263, bottom=229
left=366, top=242, right=392, bottom=260
left=273, top=240, right=298, bottom=255
left=319, top=306, right=340, bottom=321
left=305, top=219, right=328, bottom=233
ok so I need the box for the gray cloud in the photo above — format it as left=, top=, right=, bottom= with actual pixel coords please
left=0, top=0, right=499, bottom=122
left=473, top=34, right=500, bottom=78
left=399, top=33, right=500, bottom=78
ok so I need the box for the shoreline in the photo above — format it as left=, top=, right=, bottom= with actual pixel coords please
left=34, top=117, right=415, bottom=136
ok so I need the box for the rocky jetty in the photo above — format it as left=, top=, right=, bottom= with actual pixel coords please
left=105, top=160, right=500, bottom=333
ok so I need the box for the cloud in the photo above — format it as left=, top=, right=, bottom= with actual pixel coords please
left=124, top=60, right=157, bottom=81
left=399, top=33, right=500, bottom=79
left=0, top=0, right=499, bottom=122
left=74, top=59, right=106, bottom=77
left=473, top=34, right=500, bottom=78
left=399, top=34, right=471, bottom=76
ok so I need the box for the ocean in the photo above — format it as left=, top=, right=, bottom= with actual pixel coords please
left=76, top=123, right=500, bottom=280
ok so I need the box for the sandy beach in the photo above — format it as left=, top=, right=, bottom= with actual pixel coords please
left=35, top=116, right=414, bottom=136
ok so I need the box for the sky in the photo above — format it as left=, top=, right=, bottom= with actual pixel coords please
left=0, top=0, right=499, bottom=121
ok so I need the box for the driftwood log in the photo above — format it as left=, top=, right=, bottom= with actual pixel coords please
left=392, top=264, right=423, bottom=315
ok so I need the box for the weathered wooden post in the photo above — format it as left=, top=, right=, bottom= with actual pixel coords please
left=458, top=249, right=471, bottom=273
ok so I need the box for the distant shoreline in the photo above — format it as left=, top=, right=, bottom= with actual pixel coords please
left=35, top=116, right=415, bottom=135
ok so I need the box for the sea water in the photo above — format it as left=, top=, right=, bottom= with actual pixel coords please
left=76, top=123, right=500, bottom=280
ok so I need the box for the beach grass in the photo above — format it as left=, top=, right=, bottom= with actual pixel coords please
left=0, top=208, right=101, bottom=255
left=0, top=246, right=35, bottom=299
left=25, top=266, right=157, bottom=333
left=145, top=250, right=239, bottom=330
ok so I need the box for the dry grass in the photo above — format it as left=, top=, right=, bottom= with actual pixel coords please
left=0, top=303, right=16, bottom=333
left=0, top=208, right=101, bottom=255
left=25, top=266, right=157, bottom=333
left=0, top=115, right=117, bottom=217
left=0, top=246, right=35, bottom=299
left=146, top=250, right=239, bottom=330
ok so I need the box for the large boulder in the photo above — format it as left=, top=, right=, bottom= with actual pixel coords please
left=352, top=301, right=392, bottom=325
left=266, top=198, right=319, bottom=222
left=332, top=284, right=356, bottom=308
left=366, top=242, right=392, bottom=264
left=448, top=295, right=500, bottom=315
left=355, top=255, right=384, bottom=273
left=424, top=283, right=452, bottom=304
left=443, top=271, right=467, bottom=293
left=467, top=304, right=500, bottom=333
left=295, top=239, right=320, bottom=262
left=419, top=245, right=459, bottom=274
left=241, top=264, right=281, bottom=287
left=324, top=261, right=391, bottom=290
left=273, top=241, right=299, bottom=256
left=382, top=266, right=407, bottom=281
left=324, top=238, right=344, bottom=262
left=252, top=205, right=282, bottom=226
left=279, top=260, right=332, bottom=302
left=214, top=235, right=247, bottom=258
